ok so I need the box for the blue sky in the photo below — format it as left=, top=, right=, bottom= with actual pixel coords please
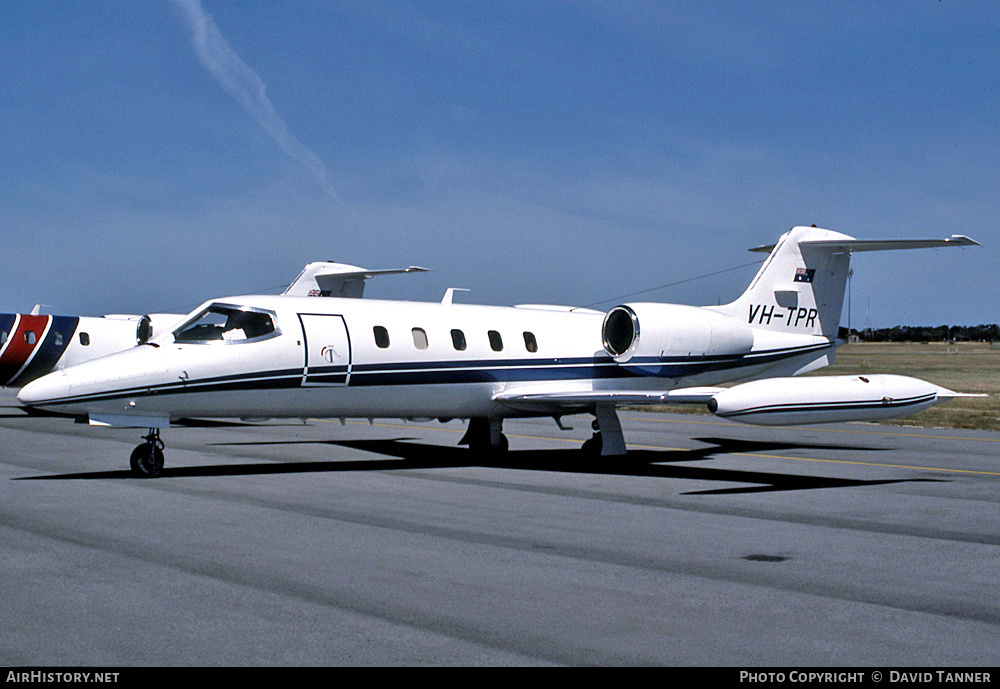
left=2, top=1, right=996, bottom=328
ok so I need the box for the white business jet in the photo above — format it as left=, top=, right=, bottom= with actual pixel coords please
left=17, top=226, right=979, bottom=477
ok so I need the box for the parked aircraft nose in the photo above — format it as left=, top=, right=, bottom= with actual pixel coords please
left=17, top=344, right=169, bottom=413
left=17, top=369, right=71, bottom=407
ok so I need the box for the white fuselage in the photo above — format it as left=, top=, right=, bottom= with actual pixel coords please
left=15, top=293, right=834, bottom=423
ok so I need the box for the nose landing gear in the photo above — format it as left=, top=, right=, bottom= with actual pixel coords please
left=130, top=428, right=165, bottom=478
left=582, top=405, right=627, bottom=456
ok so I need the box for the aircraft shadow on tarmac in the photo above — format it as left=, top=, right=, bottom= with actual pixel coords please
left=15, top=435, right=944, bottom=494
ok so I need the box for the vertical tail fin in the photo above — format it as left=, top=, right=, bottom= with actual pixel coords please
left=713, top=226, right=853, bottom=339
left=711, top=226, right=978, bottom=339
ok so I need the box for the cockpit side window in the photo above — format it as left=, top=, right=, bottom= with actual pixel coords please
left=174, top=305, right=277, bottom=344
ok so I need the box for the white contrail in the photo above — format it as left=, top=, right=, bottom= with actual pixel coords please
left=172, top=0, right=338, bottom=200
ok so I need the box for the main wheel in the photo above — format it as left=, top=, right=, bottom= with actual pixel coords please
left=581, top=433, right=603, bottom=456
left=130, top=443, right=165, bottom=478
left=470, top=433, right=509, bottom=455
left=494, top=433, right=509, bottom=454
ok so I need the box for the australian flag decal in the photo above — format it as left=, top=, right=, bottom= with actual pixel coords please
left=794, top=268, right=815, bottom=283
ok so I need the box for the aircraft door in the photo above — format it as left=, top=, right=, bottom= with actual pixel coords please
left=298, top=314, right=351, bottom=386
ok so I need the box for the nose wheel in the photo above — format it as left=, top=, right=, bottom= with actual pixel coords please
left=130, top=429, right=165, bottom=478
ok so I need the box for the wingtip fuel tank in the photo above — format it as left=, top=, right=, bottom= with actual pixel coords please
left=707, top=374, right=975, bottom=426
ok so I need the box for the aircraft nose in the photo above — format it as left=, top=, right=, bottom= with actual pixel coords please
left=17, top=370, right=71, bottom=406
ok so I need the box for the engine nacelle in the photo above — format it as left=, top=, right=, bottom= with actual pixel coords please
left=602, top=303, right=754, bottom=363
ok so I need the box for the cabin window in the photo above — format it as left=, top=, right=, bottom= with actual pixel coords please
left=374, top=326, right=390, bottom=348
left=80, top=332, right=90, bottom=346
left=488, top=330, right=503, bottom=352
left=1, top=330, right=6, bottom=345
left=451, top=329, right=467, bottom=351
left=523, top=331, right=538, bottom=353
left=24, top=331, right=36, bottom=345
left=173, top=304, right=277, bottom=344
left=412, top=327, right=428, bottom=350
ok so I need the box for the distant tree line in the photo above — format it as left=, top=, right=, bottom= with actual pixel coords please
left=851, top=324, right=1000, bottom=342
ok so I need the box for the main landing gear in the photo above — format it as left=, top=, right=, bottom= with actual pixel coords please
left=581, top=419, right=603, bottom=455
left=460, top=417, right=509, bottom=454
left=582, top=405, right=627, bottom=457
left=130, top=428, right=165, bottom=478
left=462, top=407, right=628, bottom=457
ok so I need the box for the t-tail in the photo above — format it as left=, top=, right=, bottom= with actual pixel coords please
left=711, top=225, right=979, bottom=340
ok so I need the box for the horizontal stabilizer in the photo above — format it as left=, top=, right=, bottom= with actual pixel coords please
left=721, top=227, right=982, bottom=340
left=750, top=234, right=978, bottom=254
left=283, top=262, right=429, bottom=298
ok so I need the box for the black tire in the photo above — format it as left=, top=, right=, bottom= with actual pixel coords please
left=130, top=444, right=164, bottom=478
left=581, top=434, right=603, bottom=456
left=494, top=434, right=509, bottom=453
left=470, top=433, right=509, bottom=455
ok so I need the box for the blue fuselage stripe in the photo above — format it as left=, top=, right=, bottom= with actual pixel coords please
left=27, top=342, right=832, bottom=408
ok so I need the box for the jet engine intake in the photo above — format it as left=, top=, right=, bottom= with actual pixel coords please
left=602, top=303, right=754, bottom=363
left=136, top=315, right=152, bottom=345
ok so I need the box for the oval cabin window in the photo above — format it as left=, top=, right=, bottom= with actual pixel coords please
left=488, top=330, right=503, bottom=352
left=412, top=328, right=428, bottom=350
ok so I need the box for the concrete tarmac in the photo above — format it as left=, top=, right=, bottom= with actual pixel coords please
left=1, top=390, right=998, bottom=666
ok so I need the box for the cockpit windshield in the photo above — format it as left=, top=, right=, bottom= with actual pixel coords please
left=173, top=304, right=278, bottom=344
